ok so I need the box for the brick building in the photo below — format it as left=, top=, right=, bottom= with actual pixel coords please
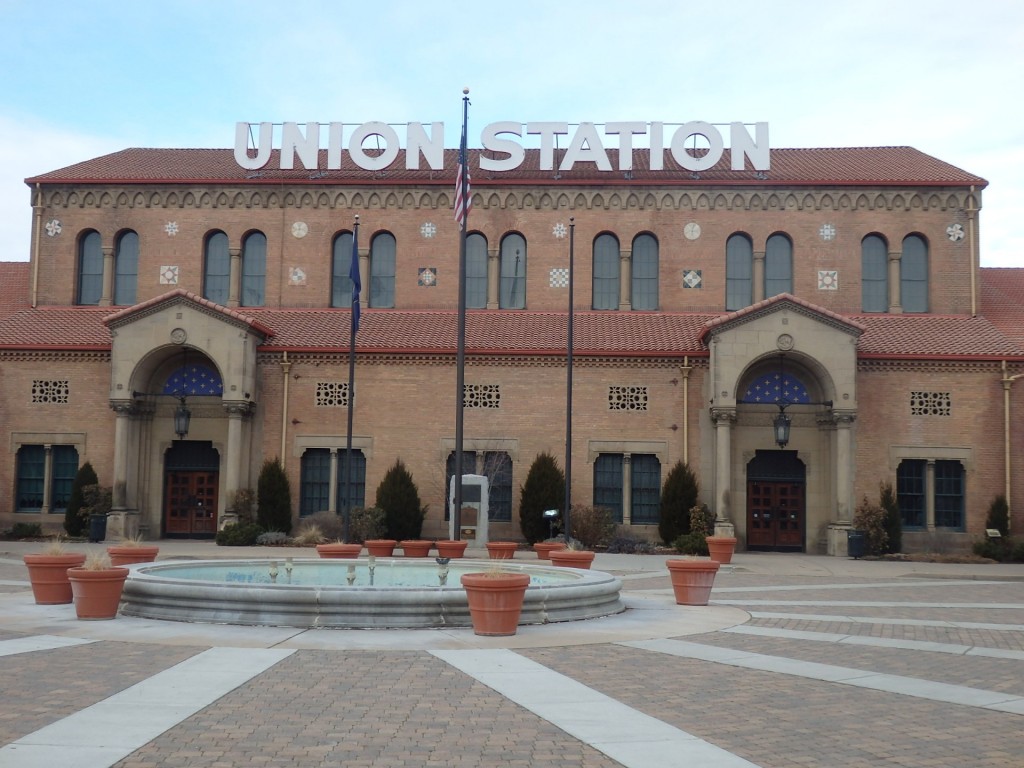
left=2, top=128, right=1022, bottom=554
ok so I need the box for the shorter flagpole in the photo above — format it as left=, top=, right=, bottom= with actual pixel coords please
left=453, top=88, right=470, bottom=541
left=343, top=216, right=360, bottom=543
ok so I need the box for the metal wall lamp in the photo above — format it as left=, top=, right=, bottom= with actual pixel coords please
left=771, top=354, right=832, bottom=449
left=132, top=390, right=192, bottom=441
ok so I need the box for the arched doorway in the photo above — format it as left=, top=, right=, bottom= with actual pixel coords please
left=746, top=450, right=805, bottom=551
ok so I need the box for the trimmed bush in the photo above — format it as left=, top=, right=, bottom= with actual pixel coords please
left=216, top=522, right=264, bottom=546
left=257, top=458, right=293, bottom=534
left=853, top=495, right=888, bottom=556
left=986, top=495, right=1010, bottom=537
left=519, top=452, right=565, bottom=543
left=879, top=481, right=901, bottom=554
left=568, top=504, right=616, bottom=548
left=658, top=461, right=699, bottom=545
left=64, top=461, right=98, bottom=537
left=349, top=506, right=387, bottom=543
left=375, top=460, right=425, bottom=540
left=674, top=504, right=712, bottom=555
left=605, top=535, right=656, bottom=554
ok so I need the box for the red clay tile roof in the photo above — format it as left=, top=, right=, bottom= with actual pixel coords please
left=981, top=268, right=1024, bottom=348
left=25, top=147, right=986, bottom=188
left=0, top=262, right=30, bottom=320
left=700, top=293, right=867, bottom=343
left=1, top=298, right=1022, bottom=361
left=104, top=289, right=275, bottom=338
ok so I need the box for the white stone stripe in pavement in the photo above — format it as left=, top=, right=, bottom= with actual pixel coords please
left=748, top=610, right=1024, bottom=632
left=432, top=648, right=762, bottom=768
left=714, top=599, right=1024, bottom=609
left=723, top=624, right=1024, bottom=660
left=622, top=639, right=1024, bottom=716
left=0, top=646, right=295, bottom=768
left=712, top=580, right=1008, bottom=593
left=0, top=634, right=95, bottom=657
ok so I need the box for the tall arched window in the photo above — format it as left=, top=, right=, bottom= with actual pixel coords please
left=861, top=234, right=888, bottom=312
left=77, top=230, right=103, bottom=305
left=331, top=231, right=356, bottom=308
left=499, top=233, right=527, bottom=309
left=241, top=231, right=266, bottom=307
left=114, top=230, right=138, bottom=305
left=592, top=233, right=620, bottom=310
left=370, top=232, right=396, bottom=308
left=901, top=234, right=928, bottom=313
left=764, top=234, right=793, bottom=298
left=726, top=233, right=753, bottom=310
left=631, top=234, right=659, bottom=310
left=203, top=231, right=230, bottom=305
left=466, top=233, right=488, bottom=309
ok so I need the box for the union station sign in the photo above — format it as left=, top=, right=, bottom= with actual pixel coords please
left=234, top=120, right=770, bottom=174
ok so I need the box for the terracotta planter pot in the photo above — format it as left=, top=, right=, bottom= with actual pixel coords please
left=435, top=539, right=469, bottom=558
left=486, top=541, right=519, bottom=560
left=23, top=553, right=87, bottom=604
left=549, top=549, right=595, bottom=569
left=107, top=545, right=160, bottom=566
left=461, top=572, right=531, bottom=636
left=364, top=539, right=397, bottom=557
left=533, top=541, right=568, bottom=560
left=666, top=559, right=720, bottom=606
left=67, top=567, right=130, bottom=619
left=316, top=542, right=362, bottom=559
left=400, top=539, right=433, bottom=557
left=705, top=536, right=737, bottom=565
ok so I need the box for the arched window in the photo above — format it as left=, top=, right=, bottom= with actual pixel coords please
left=726, top=233, right=753, bottom=310
left=861, top=234, right=888, bottom=312
left=631, top=234, right=659, bottom=310
left=765, top=234, right=793, bottom=298
left=901, top=234, right=928, bottom=312
left=466, top=233, right=488, bottom=309
left=114, top=230, right=138, bottom=305
left=499, top=233, right=527, bottom=309
left=331, top=231, right=356, bottom=308
left=77, top=230, right=103, bottom=305
left=592, top=233, right=620, bottom=310
left=241, top=231, right=266, bottom=307
left=370, top=232, right=396, bottom=308
left=203, top=231, right=230, bottom=305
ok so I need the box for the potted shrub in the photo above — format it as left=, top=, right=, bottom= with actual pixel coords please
left=666, top=558, right=720, bottom=605
left=486, top=541, right=518, bottom=560
left=107, top=533, right=160, bottom=566
left=435, top=539, right=469, bottom=558
left=23, top=539, right=87, bottom=604
left=399, top=539, right=433, bottom=557
left=316, top=541, right=362, bottom=558
left=549, top=540, right=595, bottom=569
left=67, top=552, right=129, bottom=620
left=364, top=539, right=398, bottom=556
left=460, top=564, right=531, bottom=636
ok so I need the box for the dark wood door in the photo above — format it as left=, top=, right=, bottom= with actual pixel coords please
left=165, top=471, right=218, bottom=537
left=747, top=480, right=805, bottom=550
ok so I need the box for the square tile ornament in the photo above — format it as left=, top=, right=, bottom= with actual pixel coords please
left=159, top=266, right=179, bottom=285
left=818, top=270, right=838, bottom=290
left=550, top=267, right=569, bottom=288
left=418, top=267, right=438, bottom=287
left=683, top=269, right=702, bottom=289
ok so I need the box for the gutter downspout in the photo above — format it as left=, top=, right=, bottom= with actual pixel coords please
left=680, top=356, right=692, bottom=466
left=1001, top=360, right=1023, bottom=531
left=280, top=351, right=292, bottom=461
left=31, top=184, right=42, bottom=307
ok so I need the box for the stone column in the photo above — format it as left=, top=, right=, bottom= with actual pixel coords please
left=622, top=454, right=633, bottom=524
left=223, top=403, right=248, bottom=526
left=359, top=247, right=369, bottom=310
left=753, top=251, right=766, bottom=304
left=328, top=448, right=339, bottom=514
left=99, top=244, right=114, bottom=307
left=41, top=444, right=53, bottom=515
left=888, top=251, right=902, bottom=313
left=487, top=248, right=500, bottom=309
left=228, top=245, right=241, bottom=308
left=107, top=402, right=135, bottom=539
left=619, top=249, right=632, bottom=311
left=711, top=408, right=736, bottom=525
left=834, top=412, right=856, bottom=522
left=925, top=459, right=936, bottom=531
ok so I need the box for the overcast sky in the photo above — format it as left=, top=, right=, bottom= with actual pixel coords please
left=1, top=0, right=1021, bottom=266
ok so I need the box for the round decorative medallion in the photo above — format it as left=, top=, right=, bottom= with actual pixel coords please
left=170, top=328, right=188, bottom=345
left=684, top=222, right=701, bottom=240
left=776, top=333, right=794, bottom=351
left=291, top=221, right=309, bottom=238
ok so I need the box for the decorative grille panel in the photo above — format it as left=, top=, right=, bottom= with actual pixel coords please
left=463, top=384, right=500, bottom=409
left=910, top=391, right=950, bottom=416
left=316, top=381, right=350, bottom=407
left=609, top=385, right=648, bottom=411
left=32, top=380, right=69, bottom=404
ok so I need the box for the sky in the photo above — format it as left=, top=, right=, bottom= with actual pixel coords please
left=1, top=0, right=1021, bottom=266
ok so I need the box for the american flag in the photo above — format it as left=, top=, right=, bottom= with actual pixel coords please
left=454, top=144, right=471, bottom=227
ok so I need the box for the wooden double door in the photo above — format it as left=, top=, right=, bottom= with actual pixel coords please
left=746, top=451, right=806, bottom=551
left=164, top=441, right=220, bottom=538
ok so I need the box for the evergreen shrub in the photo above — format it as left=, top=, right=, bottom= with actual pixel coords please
left=257, top=458, right=293, bottom=534
left=64, top=461, right=98, bottom=537
left=658, top=461, right=699, bottom=545
left=375, top=460, right=425, bottom=540
left=519, top=452, right=565, bottom=543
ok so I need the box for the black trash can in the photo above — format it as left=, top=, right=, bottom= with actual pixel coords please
left=847, top=529, right=866, bottom=559
left=88, top=513, right=108, bottom=543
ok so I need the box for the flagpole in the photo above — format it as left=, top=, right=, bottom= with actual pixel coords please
left=564, top=217, right=575, bottom=543
left=453, top=88, right=470, bottom=541
left=343, top=215, right=360, bottom=543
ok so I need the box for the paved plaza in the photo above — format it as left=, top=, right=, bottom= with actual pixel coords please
left=1, top=541, right=1022, bottom=767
